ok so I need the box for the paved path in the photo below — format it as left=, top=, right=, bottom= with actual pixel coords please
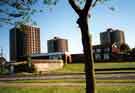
left=0, top=72, right=135, bottom=87
left=0, top=72, right=135, bottom=80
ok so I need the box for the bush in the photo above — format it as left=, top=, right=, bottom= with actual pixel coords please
left=14, top=63, right=35, bottom=73
left=0, top=65, right=9, bottom=75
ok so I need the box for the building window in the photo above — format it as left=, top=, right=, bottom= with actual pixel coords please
left=95, top=54, right=101, bottom=60
left=104, top=48, right=110, bottom=52
left=104, top=53, right=110, bottom=60
left=96, top=49, right=101, bottom=53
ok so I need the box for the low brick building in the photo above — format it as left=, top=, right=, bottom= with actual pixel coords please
left=32, top=59, right=63, bottom=72
left=93, top=45, right=120, bottom=61
left=71, top=53, right=85, bottom=63
left=9, top=59, right=64, bottom=73
left=31, top=52, right=72, bottom=64
left=71, top=45, right=120, bottom=63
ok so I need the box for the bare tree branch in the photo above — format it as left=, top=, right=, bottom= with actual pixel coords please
left=8, top=13, right=23, bottom=17
left=0, top=9, right=23, bottom=17
left=0, top=9, right=5, bottom=13
left=83, top=0, right=93, bottom=15
left=92, top=0, right=99, bottom=8
left=68, top=0, right=82, bottom=15
left=0, top=18, right=11, bottom=21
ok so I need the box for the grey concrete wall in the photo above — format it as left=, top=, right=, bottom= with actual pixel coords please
left=32, top=60, right=64, bottom=72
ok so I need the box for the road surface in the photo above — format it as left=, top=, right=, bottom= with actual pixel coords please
left=0, top=72, right=135, bottom=80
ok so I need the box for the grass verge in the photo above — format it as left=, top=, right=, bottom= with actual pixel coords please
left=54, top=62, right=135, bottom=73
left=2, top=79, right=135, bottom=83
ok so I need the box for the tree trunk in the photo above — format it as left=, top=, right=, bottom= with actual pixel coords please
left=77, top=16, right=96, bottom=93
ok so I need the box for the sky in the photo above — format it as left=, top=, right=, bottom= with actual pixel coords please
left=0, top=0, right=135, bottom=61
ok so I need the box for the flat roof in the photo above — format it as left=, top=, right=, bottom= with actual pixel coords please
left=31, top=52, right=71, bottom=57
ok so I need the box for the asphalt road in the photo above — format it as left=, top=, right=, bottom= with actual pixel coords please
left=0, top=72, right=135, bottom=81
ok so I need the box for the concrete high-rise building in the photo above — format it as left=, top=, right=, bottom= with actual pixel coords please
left=10, top=28, right=24, bottom=61
left=100, top=28, right=125, bottom=47
left=111, top=29, right=125, bottom=47
left=100, top=28, right=112, bottom=46
left=10, top=25, right=40, bottom=61
left=47, top=37, right=68, bottom=53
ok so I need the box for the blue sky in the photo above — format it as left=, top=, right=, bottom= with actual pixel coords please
left=0, top=0, right=135, bottom=61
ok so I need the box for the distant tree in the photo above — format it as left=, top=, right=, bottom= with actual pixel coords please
left=132, top=48, right=135, bottom=53
left=0, top=0, right=115, bottom=93
left=130, top=47, right=135, bottom=56
left=120, top=43, right=130, bottom=53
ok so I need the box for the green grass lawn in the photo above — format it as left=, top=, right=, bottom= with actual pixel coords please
left=2, top=62, right=135, bottom=76
left=95, top=62, right=135, bottom=69
left=55, top=63, right=85, bottom=73
left=54, top=62, right=135, bottom=73
left=1, top=62, right=135, bottom=93
left=97, top=86, right=135, bottom=93
left=0, top=86, right=135, bottom=93
left=3, top=79, right=135, bottom=83
left=2, top=79, right=85, bottom=83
